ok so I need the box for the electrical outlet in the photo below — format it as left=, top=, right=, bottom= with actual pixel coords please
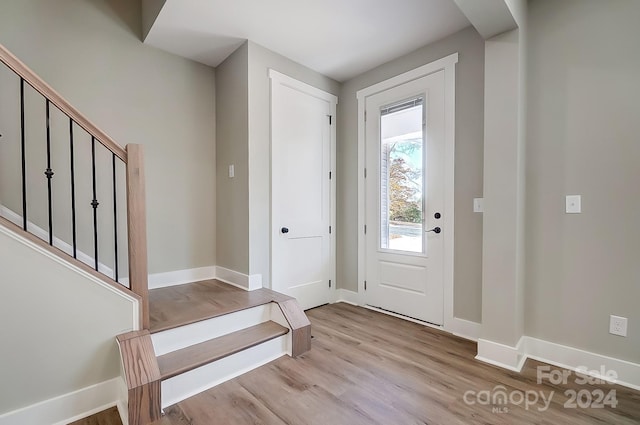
left=609, top=315, right=628, bottom=337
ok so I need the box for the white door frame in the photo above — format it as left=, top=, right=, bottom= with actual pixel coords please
left=356, top=53, right=458, bottom=332
left=269, top=69, right=338, bottom=303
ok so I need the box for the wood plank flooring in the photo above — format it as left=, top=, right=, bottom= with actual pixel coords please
left=156, top=303, right=640, bottom=425
left=149, top=279, right=290, bottom=333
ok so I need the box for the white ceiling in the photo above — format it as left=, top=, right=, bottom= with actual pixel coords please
left=144, top=0, right=471, bottom=82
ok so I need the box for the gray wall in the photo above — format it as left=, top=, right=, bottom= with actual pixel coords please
left=525, top=0, right=640, bottom=362
left=0, top=226, right=136, bottom=415
left=246, top=42, right=340, bottom=283
left=338, top=26, right=485, bottom=323
left=0, top=0, right=216, bottom=275
left=141, top=0, right=166, bottom=40
left=215, top=41, right=339, bottom=282
left=216, top=42, right=249, bottom=274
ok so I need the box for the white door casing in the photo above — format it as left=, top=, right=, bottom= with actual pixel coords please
left=364, top=71, right=445, bottom=325
left=357, top=53, right=457, bottom=329
left=270, top=70, right=337, bottom=310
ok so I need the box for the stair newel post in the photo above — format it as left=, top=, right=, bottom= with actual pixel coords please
left=126, top=144, right=150, bottom=329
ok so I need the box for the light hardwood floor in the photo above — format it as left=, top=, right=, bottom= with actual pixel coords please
left=149, top=303, right=640, bottom=425
left=69, top=406, right=122, bottom=425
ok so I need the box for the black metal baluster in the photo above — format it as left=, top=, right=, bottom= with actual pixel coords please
left=20, top=78, right=27, bottom=230
left=91, top=136, right=99, bottom=271
left=44, top=100, right=54, bottom=245
left=112, top=153, right=119, bottom=282
left=69, top=119, right=77, bottom=258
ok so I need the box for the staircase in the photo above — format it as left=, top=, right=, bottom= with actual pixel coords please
left=118, top=279, right=310, bottom=425
left=0, top=42, right=312, bottom=425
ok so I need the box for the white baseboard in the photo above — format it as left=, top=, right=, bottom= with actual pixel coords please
left=524, top=336, right=640, bottom=391
left=448, top=317, right=481, bottom=342
left=0, top=205, right=115, bottom=279
left=215, top=266, right=262, bottom=291
left=476, top=336, right=526, bottom=372
left=0, top=378, right=121, bottom=425
left=333, top=288, right=361, bottom=305
left=116, top=376, right=129, bottom=425
left=144, top=266, right=217, bottom=290
left=128, top=266, right=263, bottom=291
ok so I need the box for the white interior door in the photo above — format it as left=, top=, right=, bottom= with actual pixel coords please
left=364, top=71, right=445, bottom=325
left=271, top=71, right=336, bottom=310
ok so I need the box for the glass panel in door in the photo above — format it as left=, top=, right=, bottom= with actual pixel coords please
left=379, top=96, right=424, bottom=253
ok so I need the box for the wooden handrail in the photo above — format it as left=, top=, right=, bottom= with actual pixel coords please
left=0, top=43, right=127, bottom=162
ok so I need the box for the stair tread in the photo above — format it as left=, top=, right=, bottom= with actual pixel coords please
left=157, top=321, right=289, bottom=380
left=149, top=279, right=292, bottom=333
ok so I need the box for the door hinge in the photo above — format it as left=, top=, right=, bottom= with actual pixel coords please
left=364, top=281, right=367, bottom=290
left=329, top=279, right=332, bottom=288
left=329, top=171, right=332, bottom=180
left=364, top=225, right=367, bottom=234
left=329, top=225, right=332, bottom=234
left=364, top=110, right=367, bottom=122
left=364, top=168, right=367, bottom=178
left=328, top=115, right=333, bottom=125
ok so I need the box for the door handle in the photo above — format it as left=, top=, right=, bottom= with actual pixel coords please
left=426, top=227, right=441, bottom=234
left=281, top=227, right=289, bottom=234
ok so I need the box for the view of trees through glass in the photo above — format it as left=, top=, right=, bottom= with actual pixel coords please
left=380, top=99, right=424, bottom=253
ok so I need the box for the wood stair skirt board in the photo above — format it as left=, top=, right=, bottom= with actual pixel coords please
left=117, top=299, right=310, bottom=425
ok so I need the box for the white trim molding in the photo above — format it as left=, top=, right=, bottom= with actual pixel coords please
left=144, top=266, right=217, bottom=290
left=126, top=265, right=261, bottom=291
left=355, top=53, right=459, bottom=333
left=476, top=337, right=526, bottom=372
left=215, top=266, right=262, bottom=291
left=449, top=317, right=481, bottom=342
left=475, top=336, right=640, bottom=391
left=0, top=217, right=140, bottom=331
left=333, top=288, right=361, bottom=306
left=524, top=337, right=640, bottom=391
left=268, top=69, right=338, bottom=104
left=0, top=205, right=115, bottom=278
left=0, top=378, right=121, bottom=425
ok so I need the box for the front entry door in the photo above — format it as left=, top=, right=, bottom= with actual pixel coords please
left=364, top=71, right=445, bottom=325
left=270, top=71, right=336, bottom=310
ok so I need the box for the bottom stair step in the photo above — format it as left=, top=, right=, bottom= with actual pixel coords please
left=157, top=321, right=289, bottom=380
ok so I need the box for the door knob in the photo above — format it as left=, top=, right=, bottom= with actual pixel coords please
left=426, top=227, right=441, bottom=234
left=281, top=227, right=289, bottom=234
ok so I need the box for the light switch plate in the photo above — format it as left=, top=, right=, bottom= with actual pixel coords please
left=473, top=198, right=484, bottom=213
left=228, top=164, right=235, bottom=178
left=566, top=195, right=581, bottom=213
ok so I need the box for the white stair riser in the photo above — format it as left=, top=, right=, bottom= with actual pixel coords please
left=151, top=304, right=271, bottom=356
left=161, top=335, right=288, bottom=408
